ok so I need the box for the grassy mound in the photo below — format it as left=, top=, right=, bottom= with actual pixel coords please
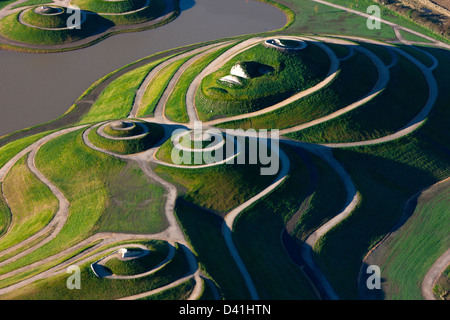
left=103, top=121, right=145, bottom=137
left=164, top=43, right=235, bottom=123
left=0, top=242, right=190, bottom=299
left=71, top=0, right=165, bottom=25
left=103, top=241, right=170, bottom=276
left=21, top=7, right=69, bottom=29
left=88, top=121, right=164, bottom=155
left=286, top=50, right=428, bottom=143
left=195, top=42, right=329, bottom=121
left=0, top=8, right=106, bottom=45
left=218, top=48, right=378, bottom=130
left=70, top=0, right=148, bottom=14
left=375, top=180, right=450, bottom=299
left=155, top=129, right=229, bottom=166
left=100, top=0, right=165, bottom=25
left=154, top=154, right=276, bottom=214
left=0, top=156, right=58, bottom=252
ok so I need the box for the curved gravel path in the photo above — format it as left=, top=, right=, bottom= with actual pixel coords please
left=129, top=41, right=234, bottom=119
left=0, top=125, right=87, bottom=263
left=191, top=36, right=340, bottom=126
left=0, top=0, right=446, bottom=299
left=279, top=37, right=389, bottom=135
left=422, top=249, right=450, bottom=300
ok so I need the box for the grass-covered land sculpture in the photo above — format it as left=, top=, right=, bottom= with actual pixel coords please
left=0, top=0, right=175, bottom=50
left=0, top=0, right=449, bottom=301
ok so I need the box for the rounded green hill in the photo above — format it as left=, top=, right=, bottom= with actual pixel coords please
left=195, top=41, right=330, bottom=121
left=88, top=120, right=164, bottom=155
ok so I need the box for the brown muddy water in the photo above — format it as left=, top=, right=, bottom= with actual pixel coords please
left=0, top=0, right=286, bottom=136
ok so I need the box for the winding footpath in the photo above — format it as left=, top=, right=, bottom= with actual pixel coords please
left=0, top=0, right=448, bottom=298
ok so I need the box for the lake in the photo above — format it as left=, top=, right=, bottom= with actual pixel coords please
left=0, top=0, right=286, bottom=136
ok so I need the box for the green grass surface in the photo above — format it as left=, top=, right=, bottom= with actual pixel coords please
left=0, top=193, right=10, bottom=239
left=0, top=0, right=18, bottom=10
left=309, top=47, right=449, bottom=299
left=276, top=0, right=397, bottom=40
left=174, top=199, right=251, bottom=299
left=94, top=161, right=167, bottom=234
left=79, top=56, right=174, bottom=124
left=103, top=241, right=169, bottom=275
left=320, top=0, right=448, bottom=41
left=0, top=130, right=55, bottom=240
left=219, top=46, right=377, bottom=130
left=396, top=44, right=435, bottom=68
left=70, top=0, right=147, bottom=14
left=21, top=7, right=71, bottom=28
left=140, top=278, right=195, bottom=300
left=1, top=242, right=190, bottom=299
left=287, top=48, right=428, bottom=143
left=196, top=42, right=328, bottom=121
left=88, top=121, right=164, bottom=155
left=12, top=0, right=53, bottom=9
left=290, top=150, right=347, bottom=241
left=0, top=156, right=58, bottom=252
left=0, top=10, right=103, bottom=45
left=155, top=130, right=227, bottom=166
left=0, top=129, right=126, bottom=278
left=154, top=160, right=275, bottom=214
left=103, top=122, right=144, bottom=137
left=164, top=43, right=236, bottom=123
left=137, top=55, right=193, bottom=117
left=99, top=0, right=166, bottom=26
left=283, top=0, right=447, bottom=43
left=0, top=131, right=51, bottom=169
left=313, top=133, right=450, bottom=299
left=232, top=148, right=320, bottom=299
left=378, top=181, right=449, bottom=299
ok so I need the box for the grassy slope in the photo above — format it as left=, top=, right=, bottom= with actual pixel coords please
left=0, top=10, right=101, bottom=45
left=78, top=56, right=174, bottom=124
left=275, top=0, right=396, bottom=40
left=232, top=148, right=319, bottom=299
left=1, top=242, right=190, bottom=299
left=21, top=8, right=69, bottom=28
left=312, top=46, right=450, bottom=299
left=88, top=122, right=163, bottom=154
left=0, top=194, right=10, bottom=238
left=196, top=43, right=328, bottom=121
left=94, top=161, right=167, bottom=234
left=103, top=241, right=169, bottom=275
left=174, top=200, right=251, bottom=299
left=379, top=181, right=449, bottom=299
left=287, top=47, right=428, bottom=143
left=0, top=129, right=117, bottom=277
left=0, top=0, right=18, bottom=10
left=141, top=278, right=195, bottom=300
left=291, top=151, right=347, bottom=241
left=99, top=0, right=166, bottom=26
left=276, top=0, right=448, bottom=43
left=164, top=44, right=236, bottom=123
left=12, top=0, right=53, bottom=9
left=0, top=128, right=165, bottom=280
left=154, top=161, right=275, bottom=214
left=70, top=0, right=147, bottom=14
left=0, top=156, right=58, bottom=252
left=317, top=0, right=449, bottom=43
left=219, top=46, right=378, bottom=130
left=0, top=131, right=51, bottom=170
left=137, top=55, right=193, bottom=117
left=0, top=131, right=54, bottom=239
